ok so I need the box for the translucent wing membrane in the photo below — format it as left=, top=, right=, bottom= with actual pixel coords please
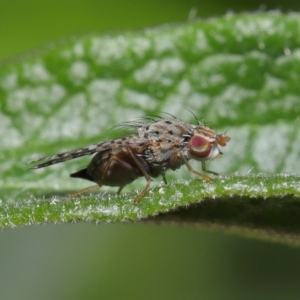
left=113, top=113, right=179, bottom=131
left=112, top=115, right=163, bottom=131
left=30, top=142, right=110, bottom=169
left=113, top=121, right=145, bottom=131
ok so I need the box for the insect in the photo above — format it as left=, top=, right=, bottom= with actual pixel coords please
left=31, top=114, right=230, bottom=202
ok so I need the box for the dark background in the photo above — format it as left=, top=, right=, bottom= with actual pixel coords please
left=1, top=1, right=300, bottom=299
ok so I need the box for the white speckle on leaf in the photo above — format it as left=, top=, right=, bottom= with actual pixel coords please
left=6, top=84, right=66, bottom=114
left=210, top=85, right=256, bottom=121
left=134, top=57, right=185, bottom=87
left=258, top=42, right=265, bottom=50
left=283, top=128, right=300, bottom=173
left=41, top=93, right=87, bottom=141
left=23, top=62, right=52, bottom=83
left=0, top=73, right=18, bottom=90
left=90, top=36, right=129, bottom=65
left=131, top=37, right=151, bottom=59
left=0, top=113, right=23, bottom=149
left=73, top=42, right=85, bottom=57
left=284, top=47, right=291, bottom=56
left=235, top=18, right=276, bottom=38
left=122, top=89, right=157, bottom=110
left=87, top=79, right=121, bottom=104
left=69, top=61, right=89, bottom=83
left=195, top=30, right=210, bottom=51
left=161, top=79, right=210, bottom=119
left=162, top=92, right=209, bottom=121
left=158, top=187, right=165, bottom=194
left=84, top=79, right=122, bottom=132
left=153, top=33, right=174, bottom=55
left=253, top=124, right=291, bottom=173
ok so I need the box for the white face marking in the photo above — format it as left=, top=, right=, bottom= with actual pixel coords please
left=207, top=144, right=221, bottom=160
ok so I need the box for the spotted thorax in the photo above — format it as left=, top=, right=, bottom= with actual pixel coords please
left=31, top=114, right=230, bottom=202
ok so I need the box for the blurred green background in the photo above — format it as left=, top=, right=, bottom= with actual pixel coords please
left=1, top=1, right=300, bottom=299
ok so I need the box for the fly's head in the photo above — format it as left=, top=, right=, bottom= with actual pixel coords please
left=187, top=125, right=231, bottom=161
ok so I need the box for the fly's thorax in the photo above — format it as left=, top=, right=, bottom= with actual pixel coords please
left=142, top=140, right=177, bottom=163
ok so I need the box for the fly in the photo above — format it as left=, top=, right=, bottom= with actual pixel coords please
left=30, top=114, right=230, bottom=202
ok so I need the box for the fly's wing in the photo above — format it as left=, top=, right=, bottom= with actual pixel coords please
left=115, top=117, right=193, bottom=143
left=30, top=134, right=143, bottom=169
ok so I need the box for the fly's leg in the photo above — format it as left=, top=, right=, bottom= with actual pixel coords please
left=162, top=173, right=167, bottom=185
left=68, top=184, right=101, bottom=198
left=201, top=161, right=219, bottom=176
left=126, top=147, right=152, bottom=203
left=68, top=155, right=131, bottom=198
left=117, top=186, right=125, bottom=195
left=179, top=151, right=213, bottom=182
left=69, top=149, right=152, bottom=202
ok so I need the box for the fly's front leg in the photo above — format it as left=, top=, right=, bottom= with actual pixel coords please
left=179, top=151, right=213, bottom=182
left=126, top=147, right=152, bottom=203
left=201, top=161, right=219, bottom=176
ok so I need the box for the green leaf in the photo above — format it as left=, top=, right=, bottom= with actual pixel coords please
left=1, top=12, right=300, bottom=244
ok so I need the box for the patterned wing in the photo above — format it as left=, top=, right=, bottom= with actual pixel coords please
left=115, top=117, right=193, bottom=143
left=30, top=134, right=141, bottom=169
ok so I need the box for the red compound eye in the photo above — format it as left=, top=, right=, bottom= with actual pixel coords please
left=189, top=135, right=212, bottom=158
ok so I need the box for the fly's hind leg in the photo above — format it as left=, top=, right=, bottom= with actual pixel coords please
left=68, top=184, right=101, bottom=198
left=68, top=155, right=129, bottom=198
left=126, top=147, right=152, bottom=203
left=69, top=150, right=152, bottom=202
